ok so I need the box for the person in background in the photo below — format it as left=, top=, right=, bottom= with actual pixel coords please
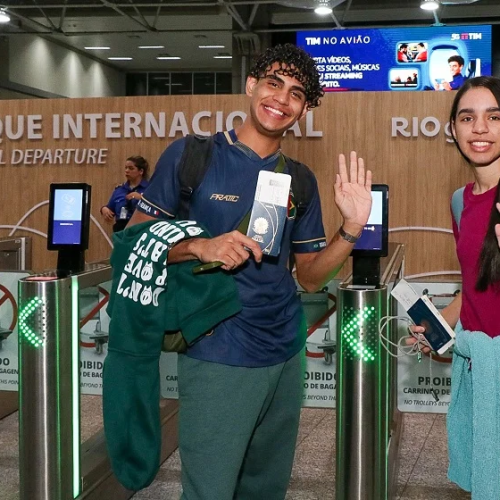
left=127, top=43, right=373, bottom=500
left=410, top=76, right=500, bottom=498
left=100, top=155, right=149, bottom=232
left=397, top=43, right=409, bottom=62
left=414, top=42, right=427, bottom=62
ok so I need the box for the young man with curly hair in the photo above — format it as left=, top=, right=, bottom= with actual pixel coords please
left=129, top=43, right=372, bottom=499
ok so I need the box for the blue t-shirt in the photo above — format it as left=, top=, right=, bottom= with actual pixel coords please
left=106, top=179, right=149, bottom=222
left=138, top=130, right=327, bottom=367
left=449, top=73, right=466, bottom=90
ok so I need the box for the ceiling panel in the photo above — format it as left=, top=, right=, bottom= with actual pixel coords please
left=0, top=0, right=498, bottom=72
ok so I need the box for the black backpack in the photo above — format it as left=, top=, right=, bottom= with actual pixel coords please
left=177, top=134, right=315, bottom=221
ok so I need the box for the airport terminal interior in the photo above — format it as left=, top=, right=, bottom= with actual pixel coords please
left=0, top=1, right=498, bottom=499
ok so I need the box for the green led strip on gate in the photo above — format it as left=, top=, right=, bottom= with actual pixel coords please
left=19, top=297, right=44, bottom=347
left=71, top=276, right=81, bottom=499
left=342, top=306, right=376, bottom=362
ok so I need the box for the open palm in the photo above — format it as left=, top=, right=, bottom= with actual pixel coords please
left=334, top=151, right=373, bottom=228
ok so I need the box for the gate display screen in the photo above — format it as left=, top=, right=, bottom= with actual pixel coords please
left=47, top=183, right=91, bottom=250
left=352, top=184, right=389, bottom=257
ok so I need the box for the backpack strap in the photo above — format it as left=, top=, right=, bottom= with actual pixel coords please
left=284, top=156, right=315, bottom=219
left=451, top=186, right=465, bottom=231
left=177, top=134, right=215, bottom=220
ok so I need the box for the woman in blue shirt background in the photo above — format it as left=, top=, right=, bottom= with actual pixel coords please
left=100, top=155, right=150, bottom=232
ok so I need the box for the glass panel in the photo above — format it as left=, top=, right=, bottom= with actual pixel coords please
left=126, top=73, right=148, bottom=96
left=0, top=270, right=31, bottom=395
left=80, top=279, right=112, bottom=444
left=148, top=72, right=171, bottom=96
left=193, top=72, right=215, bottom=94
left=171, top=73, right=193, bottom=95
left=215, top=72, right=232, bottom=94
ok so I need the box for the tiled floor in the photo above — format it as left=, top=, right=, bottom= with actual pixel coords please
left=0, top=396, right=471, bottom=500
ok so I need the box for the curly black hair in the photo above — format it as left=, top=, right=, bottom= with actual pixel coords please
left=248, top=43, right=324, bottom=108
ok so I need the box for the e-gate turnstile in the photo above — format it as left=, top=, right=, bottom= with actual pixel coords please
left=18, top=263, right=179, bottom=500
left=336, top=244, right=404, bottom=500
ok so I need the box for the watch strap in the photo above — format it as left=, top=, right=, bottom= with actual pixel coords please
left=339, top=225, right=359, bottom=243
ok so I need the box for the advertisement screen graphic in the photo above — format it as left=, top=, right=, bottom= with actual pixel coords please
left=297, top=25, right=492, bottom=92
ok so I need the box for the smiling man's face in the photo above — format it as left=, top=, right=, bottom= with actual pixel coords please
left=246, top=62, right=308, bottom=138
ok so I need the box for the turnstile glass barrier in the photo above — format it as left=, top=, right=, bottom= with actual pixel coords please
left=0, top=237, right=32, bottom=419
left=0, top=269, right=31, bottom=418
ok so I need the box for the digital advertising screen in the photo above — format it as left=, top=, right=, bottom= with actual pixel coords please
left=297, top=25, right=492, bottom=92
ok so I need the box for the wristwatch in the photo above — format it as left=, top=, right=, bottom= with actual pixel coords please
left=339, top=225, right=360, bottom=244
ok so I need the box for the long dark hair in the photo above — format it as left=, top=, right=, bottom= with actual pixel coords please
left=449, top=76, right=500, bottom=291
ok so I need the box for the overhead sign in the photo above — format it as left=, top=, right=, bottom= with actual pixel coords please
left=297, top=25, right=492, bottom=92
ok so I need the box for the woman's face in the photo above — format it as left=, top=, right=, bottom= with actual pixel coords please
left=452, top=87, right=500, bottom=168
left=125, top=160, right=143, bottom=183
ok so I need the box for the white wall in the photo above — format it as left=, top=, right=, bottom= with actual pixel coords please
left=8, top=35, right=125, bottom=98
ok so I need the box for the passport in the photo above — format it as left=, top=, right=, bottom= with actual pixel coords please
left=407, top=297, right=455, bottom=354
left=247, top=171, right=291, bottom=257
left=391, top=279, right=455, bottom=355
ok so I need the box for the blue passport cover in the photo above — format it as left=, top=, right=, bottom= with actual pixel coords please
left=407, top=298, right=452, bottom=352
left=247, top=202, right=287, bottom=256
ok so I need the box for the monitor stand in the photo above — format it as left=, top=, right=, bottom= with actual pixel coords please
left=352, top=256, right=380, bottom=288
left=57, top=249, right=85, bottom=277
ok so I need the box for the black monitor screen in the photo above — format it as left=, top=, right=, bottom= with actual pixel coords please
left=351, top=184, right=389, bottom=257
left=47, top=183, right=91, bottom=250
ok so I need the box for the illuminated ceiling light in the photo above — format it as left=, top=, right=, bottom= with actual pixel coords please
left=138, top=45, right=165, bottom=49
left=314, top=1, right=333, bottom=15
left=108, top=57, right=133, bottom=61
left=84, top=46, right=110, bottom=50
left=0, top=8, right=10, bottom=23
left=199, top=45, right=225, bottom=49
left=214, top=55, right=232, bottom=59
left=157, top=56, right=181, bottom=60
left=420, top=0, right=440, bottom=10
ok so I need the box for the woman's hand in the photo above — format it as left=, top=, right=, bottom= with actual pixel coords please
left=100, top=206, right=115, bottom=224
left=405, top=325, right=432, bottom=353
left=126, top=192, right=142, bottom=201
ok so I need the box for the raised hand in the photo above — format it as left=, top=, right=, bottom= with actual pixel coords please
left=334, top=151, right=373, bottom=232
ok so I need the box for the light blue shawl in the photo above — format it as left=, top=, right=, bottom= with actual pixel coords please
left=447, top=323, right=500, bottom=499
